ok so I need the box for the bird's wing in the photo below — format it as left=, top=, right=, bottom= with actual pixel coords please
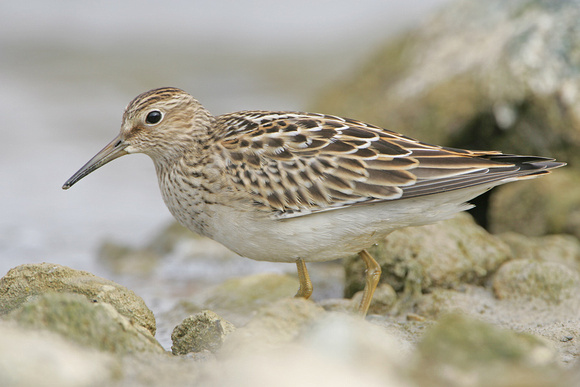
left=213, top=111, right=560, bottom=218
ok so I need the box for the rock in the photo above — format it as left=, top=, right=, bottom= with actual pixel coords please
left=171, top=310, right=236, bottom=355
left=0, top=320, right=117, bottom=387
left=312, top=0, right=580, bottom=232
left=5, top=292, right=165, bottom=354
left=344, top=213, right=511, bottom=297
left=0, top=263, right=156, bottom=336
left=412, top=314, right=561, bottom=387
left=493, top=259, right=580, bottom=303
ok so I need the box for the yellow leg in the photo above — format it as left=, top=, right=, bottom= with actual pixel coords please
left=357, top=249, right=382, bottom=316
left=294, top=258, right=313, bottom=299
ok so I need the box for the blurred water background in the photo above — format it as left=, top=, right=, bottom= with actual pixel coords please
left=0, top=1, right=450, bottom=321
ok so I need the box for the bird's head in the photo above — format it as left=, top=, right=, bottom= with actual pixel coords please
left=62, top=87, right=211, bottom=189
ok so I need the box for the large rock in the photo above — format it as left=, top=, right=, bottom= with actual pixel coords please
left=313, top=0, right=579, bottom=233
left=6, top=292, right=165, bottom=354
left=344, top=213, right=511, bottom=298
left=0, top=263, right=156, bottom=336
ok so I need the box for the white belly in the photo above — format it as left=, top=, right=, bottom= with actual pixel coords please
left=197, top=186, right=487, bottom=263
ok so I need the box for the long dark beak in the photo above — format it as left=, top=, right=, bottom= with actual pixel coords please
left=62, top=134, right=128, bottom=189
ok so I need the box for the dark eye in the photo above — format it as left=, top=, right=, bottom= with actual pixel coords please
left=145, top=110, right=163, bottom=125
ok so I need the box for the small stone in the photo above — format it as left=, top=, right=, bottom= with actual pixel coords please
left=171, top=310, right=236, bottom=355
left=406, top=313, right=425, bottom=322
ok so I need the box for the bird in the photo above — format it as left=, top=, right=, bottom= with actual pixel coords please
left=63, top=87, right=565, bottom=316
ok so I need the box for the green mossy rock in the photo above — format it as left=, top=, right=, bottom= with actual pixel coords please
left=0, top=263, right=156, bottom=336
left=6, top=293, right=164, bottom=354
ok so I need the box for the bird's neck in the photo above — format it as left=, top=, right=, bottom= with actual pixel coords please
left=149, top=111, right=216, bottom=168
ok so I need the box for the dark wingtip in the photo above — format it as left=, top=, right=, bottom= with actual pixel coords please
left=486, top=154, right=566, bottom=171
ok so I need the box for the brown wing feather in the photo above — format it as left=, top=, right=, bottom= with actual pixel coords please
left=214, top=111, right=563, bottom=218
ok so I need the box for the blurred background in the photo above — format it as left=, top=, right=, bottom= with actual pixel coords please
left=3, top=2, right=580, bottom=382
left=0, top=1, right=450, bottom=288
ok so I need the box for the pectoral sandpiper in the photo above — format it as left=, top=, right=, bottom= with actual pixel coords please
left=63, top=87, right=565, bottom=316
